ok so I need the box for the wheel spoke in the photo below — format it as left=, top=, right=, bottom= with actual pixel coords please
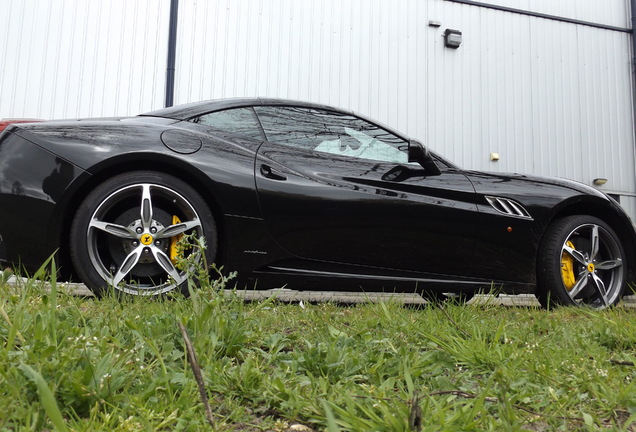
left=563, top=243, right=587, bottom=266
left=89, top=220, right=137, bottom=239
left=567, top=272, right=589, bottom=298
left=590, top=225, right=600, bottom=261
left=591, top=273, right=610, bottom=307
left=111, top=246, right=143, bottom=286
left=156, top=219, right=202, bottom=239
left=150, top=247, right=186, bottom=284
left=140, top=184, right=153, bottom=230
left=595, top=259, right=622, bottom=271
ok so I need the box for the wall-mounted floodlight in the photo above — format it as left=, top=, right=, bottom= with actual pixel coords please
left=593, top=178, right=608, bottom=186
left=444, top=29, right=462, bottom=49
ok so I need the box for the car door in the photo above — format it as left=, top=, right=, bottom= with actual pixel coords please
left=253, top=105, right=481, bottom=279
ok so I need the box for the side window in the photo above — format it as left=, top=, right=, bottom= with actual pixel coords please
left=254, top=106, right=409, bottom=164
left=189, top=107, right=265, bottom=140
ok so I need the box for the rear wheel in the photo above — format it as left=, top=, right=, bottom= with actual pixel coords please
left=537, top=215, right=625, bottom=309
left=70, top=171, right=217, bottom=297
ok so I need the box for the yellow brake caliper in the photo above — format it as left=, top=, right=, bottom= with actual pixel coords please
left=170, top=215, right=184, bottom=266
left=561, top=240, right=576, bottom=290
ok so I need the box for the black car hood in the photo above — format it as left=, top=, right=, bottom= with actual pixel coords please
left=464, top=170, right=608, bottom=199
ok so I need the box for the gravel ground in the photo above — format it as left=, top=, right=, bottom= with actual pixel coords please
left=5, top=276, right=636, bottom=307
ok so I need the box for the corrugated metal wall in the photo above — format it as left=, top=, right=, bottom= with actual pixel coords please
left=1, top=0, right=635, bottom=217
left=0, top=0, right=169, bottom=119
left=425, top=1, right=635, bottom=178
left=426, top=0, right=636, bottom=217
left=174, top=0, right=424, bottom=135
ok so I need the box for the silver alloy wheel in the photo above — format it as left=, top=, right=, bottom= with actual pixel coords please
left=559, top=223, right=624, bottom=308
left=86, top=183, right=203, bottom=295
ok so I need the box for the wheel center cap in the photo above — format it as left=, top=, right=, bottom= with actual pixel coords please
left=140, top=234, right=154, bottom=245
left=587, top=263, right=595, bottom=273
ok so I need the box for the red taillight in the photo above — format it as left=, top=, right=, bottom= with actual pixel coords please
left=0, top=119, right=43, bottom=133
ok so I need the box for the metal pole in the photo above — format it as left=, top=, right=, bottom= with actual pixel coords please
left=631, top=0, right=636, bottom=192
left=165, top=0, right=179, bottom=108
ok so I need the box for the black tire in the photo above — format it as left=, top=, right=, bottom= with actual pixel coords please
left=70, top=171, right=217, bottom=297
left=537, top=215, right=625, bottom=309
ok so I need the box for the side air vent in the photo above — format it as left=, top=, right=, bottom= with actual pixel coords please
left=485, top=196, right=533, bottom=220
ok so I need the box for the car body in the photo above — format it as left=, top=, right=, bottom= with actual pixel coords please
left=0, top=98, right=634, bottom=307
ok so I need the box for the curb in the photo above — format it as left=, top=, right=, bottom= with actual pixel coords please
left=4, top=276, right=636, bottom=307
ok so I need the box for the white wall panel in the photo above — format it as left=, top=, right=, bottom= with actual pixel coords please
left=424, top=0, right=635, bottom=202
left=0, top=0, right=169, bottom=119
left=174, top=0, right=426, bottom=135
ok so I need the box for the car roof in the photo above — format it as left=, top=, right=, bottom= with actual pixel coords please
left=140, top=97, right=414, bottom=143
left=140, top=97, right=358, bottom=121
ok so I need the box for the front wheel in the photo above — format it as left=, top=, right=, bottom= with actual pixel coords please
left=537, top=215, right=625, bottom=309
left=70, top=171, right=217, bottom=297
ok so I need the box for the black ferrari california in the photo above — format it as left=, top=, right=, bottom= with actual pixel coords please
left=0, top=98, right=634, bottom=308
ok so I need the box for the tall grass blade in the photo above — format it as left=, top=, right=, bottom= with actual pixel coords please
left=19, top=364, right=69, bottom=432
left=322, top=400, right=341, bottom=432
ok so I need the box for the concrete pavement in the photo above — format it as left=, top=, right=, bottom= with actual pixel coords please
left=4, top=275, right=636, bottom=307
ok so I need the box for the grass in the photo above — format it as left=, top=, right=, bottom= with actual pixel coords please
left=1, top=264, right=636, bottom=431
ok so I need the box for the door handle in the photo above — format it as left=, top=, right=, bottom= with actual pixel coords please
left=260, top=164, right=287, bottom=181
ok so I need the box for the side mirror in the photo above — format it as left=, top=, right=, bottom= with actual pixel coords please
left=408, top=140, right=441, bottom=176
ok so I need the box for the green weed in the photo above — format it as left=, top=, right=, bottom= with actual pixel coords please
left=1, top=253, right=636, bottom=430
